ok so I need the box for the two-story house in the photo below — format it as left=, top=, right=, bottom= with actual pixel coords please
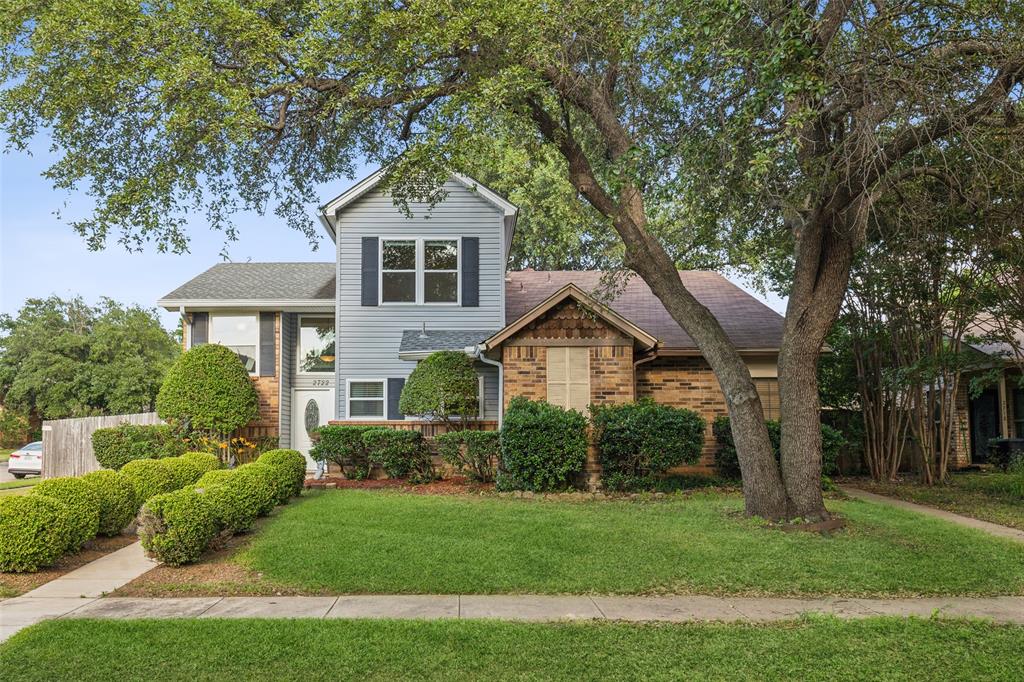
left=159, top=170, right=787, bottom=471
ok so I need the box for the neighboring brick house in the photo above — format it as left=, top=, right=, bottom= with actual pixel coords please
left=160, top=169, right=787, bottom=473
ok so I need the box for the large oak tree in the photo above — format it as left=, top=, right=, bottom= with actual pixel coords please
left=3, top=0, right=1021, bottom=519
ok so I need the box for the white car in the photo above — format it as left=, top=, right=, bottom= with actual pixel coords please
left=7, top=441, right=42, bottom=478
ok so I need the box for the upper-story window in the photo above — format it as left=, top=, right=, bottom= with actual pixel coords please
left=208, top=313, right=258, bottom=373
left=381, top=238, right=459, bottom=304
left=297, top=316, right=335, bottom=373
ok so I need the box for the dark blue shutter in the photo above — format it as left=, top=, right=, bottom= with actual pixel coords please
left=461, top=237, right=479, bottom=307
left=361, top=237, right=379, bottom=306
left=191, top=312, right=208, bottom=346
left=387, top=378, right=405, bottom=420
left=259, top=312, right=276, bottom=377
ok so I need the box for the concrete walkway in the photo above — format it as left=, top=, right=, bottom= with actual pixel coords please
left=841, top=486, right=1024, bottom=544
left=3, top=594, right=1023, bottom=643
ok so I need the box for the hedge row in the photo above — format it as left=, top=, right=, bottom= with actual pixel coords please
left=712, top=416, right=845, bottom=481
left=311, top=427, right=435, bottom=483
left=138, top=449, right=305, bottom=565
left=0, top=451, right=221, bottom=573
left=91, top=423, right=188, bottom=470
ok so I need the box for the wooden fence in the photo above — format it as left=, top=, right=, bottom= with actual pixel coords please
left=42, top=412, right=163, bottom=479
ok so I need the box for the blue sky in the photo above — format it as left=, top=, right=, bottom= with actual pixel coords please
left=1, top=136, right=785, bottom=330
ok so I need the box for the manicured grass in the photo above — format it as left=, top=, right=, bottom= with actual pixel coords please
left=0, top=477, right=39, bottom=491
left=2, top=617, right=1022, bottom=681
left=231, top=490, right=1024, bottom=596
left=858, top=472, right=1024, bottom=530
left=0, top=448, right=13, bottom=463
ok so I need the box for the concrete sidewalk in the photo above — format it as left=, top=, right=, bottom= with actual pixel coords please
left=4, top=594, right=1023, bottom=643
left=841, top=486, right=1024, bottom=544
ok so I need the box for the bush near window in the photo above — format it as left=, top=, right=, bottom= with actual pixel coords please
left=0, top=495, right=72, bottom=572
left=230, top=464, right=278, bottom=515
left=498, top=397, right=588, bottom=492
left=30, top=477, right=102, bottom=552
left=81, top=469, right=139, bottom=536
left=92, top=423, right=187, bottom=470
left=713, top=416, right=845, bottom=480
left=362, top=429, right=434, bottom=482
left=156, top=343, right=259, bottom=440
left=591, top=400, right=705, bottom=491
left=311, top=425, right=386, bottom=479
left=119, top=458, right=178, bottom=506
left=138, top=488, right=218, bottom=566
left=180, top=452, right=221, bottom=476
left=256, top=449, right=307, bottom=497
left=399, top=351, right=481, bottom=426
left=436, top=430, right=500, bottom=482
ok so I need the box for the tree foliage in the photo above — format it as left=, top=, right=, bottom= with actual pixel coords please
left=0, top=296, right=178, bottom=419
left=156, top=343, right=259, bottom=436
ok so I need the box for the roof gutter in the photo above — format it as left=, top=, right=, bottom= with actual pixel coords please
left=467, top=344, right=503, bottom=428
left=318, top=211, right=337, bottom=242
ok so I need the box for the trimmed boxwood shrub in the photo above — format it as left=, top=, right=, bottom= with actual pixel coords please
left=0, top=495, right=73, bottom=572
left=362, top=429, right=434, bottom=482
left=311, top=425, right=385, bottom=479
left=256, top=449, right=307, bottom=497
left=156, top=343, right=259, bottom=435
left=180, top=452, right=221, bottom=476
left=398, top=351, right=480, bottom=424
left=436, top=430, right=500, bottom=482
left=200, top=482, right=258, bottom=535
left=591, top=399, right=705, bottom=491
left=30, top=477, right=102, bottom=551
left=161, top=456, right=204, bottom=489
left=498, top=397, right=588, bottom=492
left=196, top=468, right=235, bottom=489
left=120, top=458, right=177, bottom=505
left=81, top=469, right=139, bottom=536
left=138, top=488, right=218, bottom=566
left=92, top=423, right=187, bottom=470
left=713, top=416, right=845, bottom=480
left=229, top=463, right=277, bottom=515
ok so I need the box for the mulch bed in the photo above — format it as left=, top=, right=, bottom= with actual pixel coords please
left=0, top=533, right=137, bottom=599
left=305, top=475, right=495, bottom=496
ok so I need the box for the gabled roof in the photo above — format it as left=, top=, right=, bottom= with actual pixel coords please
left=485, top=283, right=658, bottom=351
left=504, top=271, right=785, bottom=351
left=318, top=169, right=519, bottom=241
left=158, top=263, right=335, bottom=309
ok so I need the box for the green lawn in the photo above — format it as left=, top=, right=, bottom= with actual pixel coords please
left=0, top=447, right=14, bottom=463
left=857, top=472, right=1024, bottom=530
left=227, top=490, right=1024, bottom=596
left=0, top=477, right=39, bottom=492
left=2, top=617, right=1022, bottom=681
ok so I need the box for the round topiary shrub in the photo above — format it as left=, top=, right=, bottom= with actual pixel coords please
left=137, top=488, right=218, bottom=566
left=30, top=477, right=102, bottom=551
left=499, top=397, right=588, bottom=492
left=399, top=350, right=480, bottom=425
left=228, top=464, right=277, bottom=516
left=156, top=343, right=259, bottom=436
left=201, top=483, right=258, bottom=535
left=81, top=469, right=139, bottom=536
left=120, top=458, right=177, bottom=506
left=0, top=495, right=73, bottom=572
left=256, top=449, right=307, bottom=498
left=161, top=456, right=204, bottom=489
left=91, top=423, right=187, bottom=470
left=180, top=452, right=221, bottom=476
left=196, top=468, right=235, bottom=488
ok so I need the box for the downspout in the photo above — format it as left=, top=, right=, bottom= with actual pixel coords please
left=468, top=344, right=503, bottom=428
left=633, top=349, right=658, bottom=399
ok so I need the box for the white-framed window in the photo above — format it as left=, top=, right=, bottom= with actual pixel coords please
left=347, top=379, right=386, bottom=419
left=380, top=237, right=459, bottom=304
left=208, top=313, right=259, bottom=374
left=297, top=316, right=335, bottom=374
left=546, top=347, right=590, bottom=413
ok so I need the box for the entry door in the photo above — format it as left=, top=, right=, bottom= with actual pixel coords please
left=292, top=389, right=335, bottom=470
left=970, top=389, right=1001, bottom=463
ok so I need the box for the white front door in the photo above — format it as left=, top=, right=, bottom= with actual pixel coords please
left=292, top=388, right=335, bottom=470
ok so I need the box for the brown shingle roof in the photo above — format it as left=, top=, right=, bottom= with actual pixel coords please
left=505, top=271, right=784, bottom=350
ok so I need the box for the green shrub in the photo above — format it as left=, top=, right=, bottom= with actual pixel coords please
left=81, top=469, right=139, bottom=536
left=91, top=423, right=187, bottom=470
left=161, top=456, right=204, bottom=489
left=399, top=351, right=481, bottom=424
left=156, top=343, right=259, bottom=435
left=138, top=488, right=218, bottom=566
left=180, top=452, right=221, bottom=476
left=713, top=416, right=844, bottom=481
left=229, top=463, right=277, bottom=515
left=200, top=482, right=258, bottom=535
left=591, top=400, right=704, bottom=489
left=120, top=458, right=177, bottom=505
left=362, top=429, right=434, bottom=482
left=30, top=477, right=102, bottom=551
left=499, top=397, right=588, bottom=492
left=0, top=495, right=73, bottom=572
left=0, top=409, right=30, bottom=448
left=436, top=430, right=500, bottom=482
left=311, top=425, right=386, bottom=479
left=256, top=449, right=307, bottom=497
left=196, top=469, right=235, bottom=488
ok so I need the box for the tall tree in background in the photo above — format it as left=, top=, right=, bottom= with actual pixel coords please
left=2, top=1, right=1022, bottom=519
left=0, top=297, right=179, bottom=419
